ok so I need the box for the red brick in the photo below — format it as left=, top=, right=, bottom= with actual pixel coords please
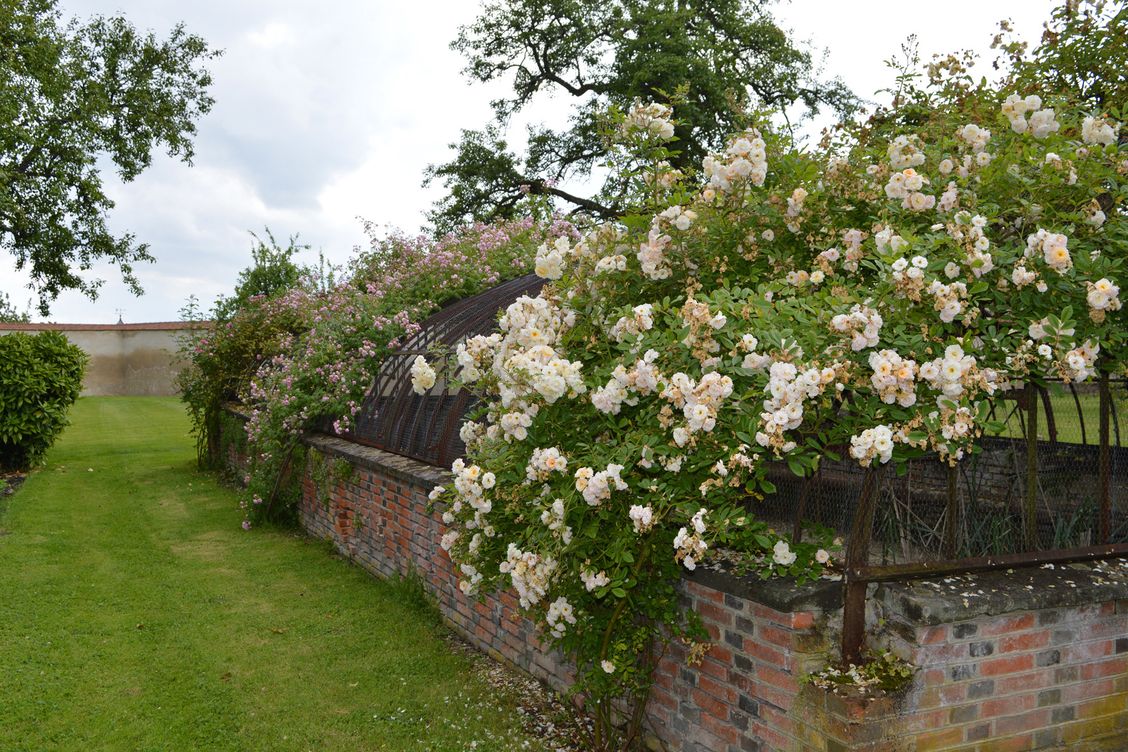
left=758, top=624, right=793, bottom=648
left=919, top=625, right=948, bottom=645
left=757, top=683, right=796, bottom=714
left=744, top=639, right=787, bottom=668
left=751, top=721, right=795, bottom=751
left=706, top=643, right=733, bottom=664
left=727, top=669, right=751, bottom=693
left=1081, top=656, right=1128, bottom=681
left=696, top=601, right=734, bottom=627
left=691, top=687, right=729, bottom=720
left=995, top=670, right=1052, bottom=695
left=651, top=687, right=677, bottom=710
left=686, top=580, right=724, bottom=603
left=700, top=711, right=740, bottom=744
left=697, top=672, right=736, bottom=704
left=1082, top=617, right=1128, bottom=639
left=790, top=611, right=815, bottom=630
left=999, top=631, right=1050, bottom=653
left=752, top=603, right=791, bottom=626
left=698, top=656, right=728, bottom=681
left=982, top=693, right=1036, bottom=719
left=1062, top=639, right=1113, bottom=663
left=921, top=667, right=946, bottom=686
left=940, top=683, right=967, bottom=704
left=1061, top=677, right=1114, bottom=703
left=981, top=654, right=1035, bottom=676
left=757, top=664, right=800, bottom=694
left=981, top=613, right=1036, bottom=636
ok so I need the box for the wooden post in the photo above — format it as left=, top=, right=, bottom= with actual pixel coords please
left=943, top=462, right=959, bottom=559
left=841, top=468, right=879, bottom=666
left=1024, top=384, right=1039, bottom=550
left=1099, top=372, right=1111, bottom=545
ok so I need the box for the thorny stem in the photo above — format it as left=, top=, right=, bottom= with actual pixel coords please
left=593, top=544, right=652, bottom=749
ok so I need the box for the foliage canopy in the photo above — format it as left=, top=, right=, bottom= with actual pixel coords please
left=0, top=0, right=218, bottom=313
left=425, top=0, right=856, bottom=233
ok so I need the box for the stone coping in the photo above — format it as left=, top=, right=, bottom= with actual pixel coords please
left=686, top=566, right=844, bottom=613
left=878, top=559, right=1128, bottom=624
left=304, top=432, right=452, bottom=488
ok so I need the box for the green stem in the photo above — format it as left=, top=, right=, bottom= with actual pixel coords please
left=593, top=544, right=653, bottom=750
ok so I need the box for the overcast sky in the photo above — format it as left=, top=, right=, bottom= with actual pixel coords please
left=2, top=0, right=1055, bottom=323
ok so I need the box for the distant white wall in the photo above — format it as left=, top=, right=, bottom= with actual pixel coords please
left=0, top=322, right=209, bottom=396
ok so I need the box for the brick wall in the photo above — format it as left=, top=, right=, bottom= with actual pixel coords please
left=222, top=413, right=1128, bottom=751
left=871, top=573, right=1128, bottom=751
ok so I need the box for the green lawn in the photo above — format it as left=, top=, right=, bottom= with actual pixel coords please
left=0, top=397, right=547, bottom=752
left=986, top=385, right=1128, bottom=445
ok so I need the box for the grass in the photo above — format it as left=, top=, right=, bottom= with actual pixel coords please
left=0, top=397, right=548, bottom=752
left=986, top=384, right=1128, bottom=445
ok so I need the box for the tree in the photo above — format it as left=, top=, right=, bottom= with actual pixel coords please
left=211, top=229, right=308, bottom=324
left=0, top=291, right=30, bottom=322
left=0, top=0, right=219, bottom=314
left=424, top=0, right=856, bottom=233
left=993, top=0, right=1127, bottom=111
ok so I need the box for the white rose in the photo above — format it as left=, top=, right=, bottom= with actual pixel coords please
left=772, top=540, right=797, bottom=567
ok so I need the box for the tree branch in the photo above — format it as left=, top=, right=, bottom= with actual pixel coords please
left=527, top=34, right=599, bottom=98
left=525, top=179, right=618, bottom=219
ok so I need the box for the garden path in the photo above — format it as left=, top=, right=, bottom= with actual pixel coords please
left=0, top=397, right=550, bottom=751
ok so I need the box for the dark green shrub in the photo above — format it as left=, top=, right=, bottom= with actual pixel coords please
left=0, top=331, right=87, bottom=470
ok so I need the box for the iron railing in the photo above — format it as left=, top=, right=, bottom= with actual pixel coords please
left=751, top=377, right=1128, bottom=664
left=335, top=274, right=545, bottom=467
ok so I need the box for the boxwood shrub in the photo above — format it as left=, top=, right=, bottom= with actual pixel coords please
left=0, top=331, right=87, bottom=471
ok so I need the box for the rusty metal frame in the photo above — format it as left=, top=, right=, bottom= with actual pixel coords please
left=339, top=274, right=545, bottom=467
left=839, top=376, right=1127, bottom=665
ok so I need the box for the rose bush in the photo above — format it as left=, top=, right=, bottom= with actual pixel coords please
left=429, top=53, right=1124, bottom=748
left=196, top=217, right=578, bottom=526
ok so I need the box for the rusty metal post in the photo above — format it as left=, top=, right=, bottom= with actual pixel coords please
left=1024, top=383, right=1039, bottom=550
left=1099, top=371, right=1111, bottom=544
left=841, top=468, right=879, bottom=666
left=943, top=462, right=959, bottom=559
left=1039, top=387, right=1058, bottom=444
left=792, top=469, right=820, bottom=543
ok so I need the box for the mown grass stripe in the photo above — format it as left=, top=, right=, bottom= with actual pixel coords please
left=0, top=397, right=541, bottom=752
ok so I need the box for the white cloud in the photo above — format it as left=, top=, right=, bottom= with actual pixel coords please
left=246, top=21, right=295, bottom=49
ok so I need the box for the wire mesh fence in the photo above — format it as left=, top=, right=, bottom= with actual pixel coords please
left=757, top=378, right=1128, bottom=565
